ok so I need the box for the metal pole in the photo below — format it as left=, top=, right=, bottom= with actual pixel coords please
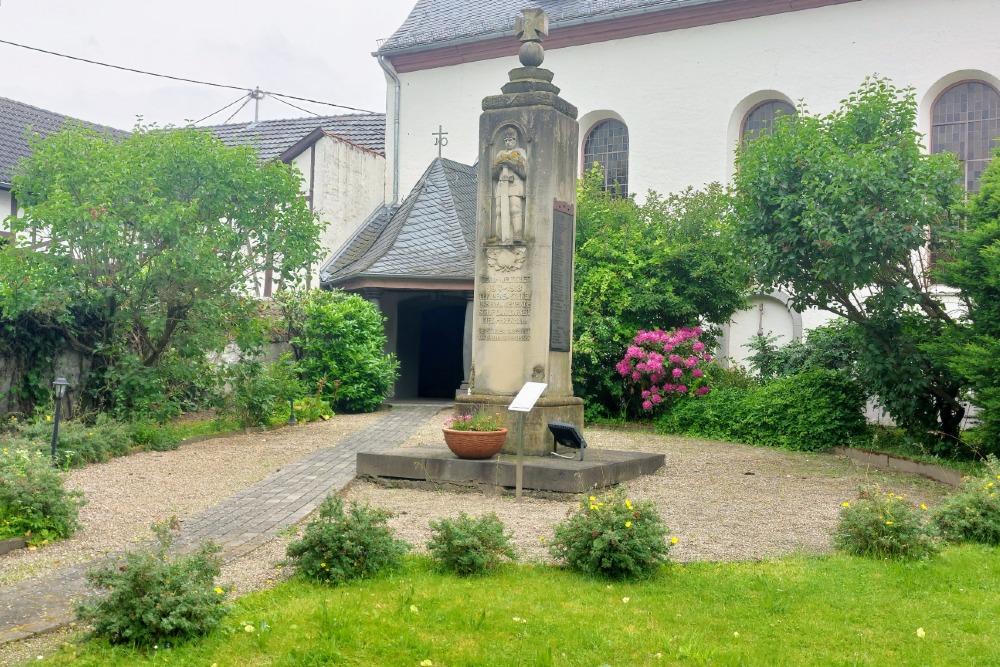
left=288, top=398, right=297, bottom=425
left=50, top=394, right=63, bottom=465
left=515, top=411, right=524, bottom=502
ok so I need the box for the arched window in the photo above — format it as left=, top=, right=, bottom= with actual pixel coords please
left=742, top=100, right=795, bottom=143
left=583, top=119, right=628, bottom=195
left=931, top=81, right=1000, bottom=192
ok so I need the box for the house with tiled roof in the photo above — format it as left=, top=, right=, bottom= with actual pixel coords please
left=0, top=96, right=127, bottom=237
left=207, top=113, right=387, bottom=292
left=372, top=0, right=1000, bottom=371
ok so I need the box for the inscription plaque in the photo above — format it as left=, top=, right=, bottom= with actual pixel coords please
left=550, top=200, right=574, bottom=351
left=477, top=275, right=532, bottom=341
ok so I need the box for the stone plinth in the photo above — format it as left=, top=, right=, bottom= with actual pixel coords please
left=357, top=448, right=665, bottom=495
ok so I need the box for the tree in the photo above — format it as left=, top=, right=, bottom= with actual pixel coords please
left=734, top=77, right=967, bottom=447
left=936, top=147, right=1000, bottom=452
left=573, top=169, right=751, bottom=418
left=0, top=124, right=323, bottom=418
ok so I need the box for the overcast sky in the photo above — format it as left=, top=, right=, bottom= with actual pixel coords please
left=0, top=0, right=418, bottom=130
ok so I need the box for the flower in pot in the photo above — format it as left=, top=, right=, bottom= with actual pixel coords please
left=443, top=412, right=508, bottom=459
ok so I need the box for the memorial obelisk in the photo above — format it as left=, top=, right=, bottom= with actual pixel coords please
left=455, top=9, right=584, bottom=456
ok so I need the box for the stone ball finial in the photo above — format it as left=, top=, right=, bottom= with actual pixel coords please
left=519, top=41, right=544, bottom=67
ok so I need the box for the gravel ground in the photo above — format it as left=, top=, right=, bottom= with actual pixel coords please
left=0, top=406, right=953, bottom=665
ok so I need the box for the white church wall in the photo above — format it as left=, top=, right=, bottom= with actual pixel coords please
left=387, top=0, right=1000, bottom=201
left=294, top=135, right=385, bottom=283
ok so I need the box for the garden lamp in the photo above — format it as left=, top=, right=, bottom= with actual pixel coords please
left=51, top=376, right=68, bottom=464
left=288, top=397, right=297, bottom=425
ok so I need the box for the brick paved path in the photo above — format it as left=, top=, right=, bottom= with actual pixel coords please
left=0, top=403, right=444, bottom=644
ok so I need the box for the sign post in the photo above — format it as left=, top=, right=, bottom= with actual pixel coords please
left=509, top=382, right=547, bottom=501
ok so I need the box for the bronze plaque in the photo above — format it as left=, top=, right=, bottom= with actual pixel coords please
left=550, top=199, right=574, bottom=352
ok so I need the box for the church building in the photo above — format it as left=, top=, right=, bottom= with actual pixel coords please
left=337, top=0, right=999, bottom=392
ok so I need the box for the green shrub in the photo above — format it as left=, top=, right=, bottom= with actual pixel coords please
left=9, top=414, right=133, bottom=467
left=0, top=447, right=84, bottom=545
left=286, top=495, right=409, bottom=585
left=292, top=379, right=335, bottom=423
left=127, top=420, right=181, bottom=452
left=76, top=522, right=228, bottom=646
left=657, top=368, right=867, bottom=451
left=933, top=457, right=1000, bottom=545
left=834, top=485, right=937, bottom=560
left=281, top=289, right=398, bottom=414
left=549, top=487, right=672, bottom=580
left=427, top=512, right=517, bottom=576
left=219, top=354, right=302, bottom=428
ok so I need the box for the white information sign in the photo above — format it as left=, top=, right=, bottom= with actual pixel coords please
left=508, top=382, right=547, bottom=412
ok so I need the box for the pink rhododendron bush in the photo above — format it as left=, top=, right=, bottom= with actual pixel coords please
left=616, top=327, right=712, bottom=411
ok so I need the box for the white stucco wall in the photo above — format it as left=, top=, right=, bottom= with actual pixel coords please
left=386, top=0, right=1000, bottom=201
left=292, top=135, right=385, bottom=283
left=383, top=0, right=999, bottom=365
left=0, top=189, right=12, bottom=230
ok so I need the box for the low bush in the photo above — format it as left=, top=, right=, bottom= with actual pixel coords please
left=281, top=289, right=399, bottom=414
left=286, top=495, right=409, bottom=585
left=427, top=512, right=517, bottom=576
left=834, top=485, right=937, bottom=560
left=7, top=414, right=133, bottom=467
left=657, top=368, right=868, bottom=451
left=0, top=447, right=84, bottom=545
left=76, top=521, right=228, bottom=647
left=549, top=487, right=672, bottom=579
left=127, top=420, right=181, bottom=452
left=219, top=354, right=302, bottom=428
left=934, top=457, right=1000, bottom=545
left=292, top=379, right=335, bottom=423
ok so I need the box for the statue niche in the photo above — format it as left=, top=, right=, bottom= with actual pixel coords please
left=489, top=127, right=527, bottom=245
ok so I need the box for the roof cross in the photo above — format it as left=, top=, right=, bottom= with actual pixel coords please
left=432, top=124, right=449, bottom=158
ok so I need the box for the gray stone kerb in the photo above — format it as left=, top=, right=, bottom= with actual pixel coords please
left=0, top=404, right=443, bottom=645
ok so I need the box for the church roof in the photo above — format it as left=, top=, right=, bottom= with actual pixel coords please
left=0, top=96, right=127, bottom=187
left=207, top=113, right=386, bottom=161
left=379, top=0, right=719, bottom=53
left=321, top=157, right=476, bottom=286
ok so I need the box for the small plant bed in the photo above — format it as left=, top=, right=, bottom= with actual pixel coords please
left=38, top=546, right=1000, bottom=666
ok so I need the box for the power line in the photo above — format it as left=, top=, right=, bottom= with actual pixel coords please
left=194, top=94, right=251, bottom=125
left=270, top=94, right=322, bottom=117
left=223, top=96, right=253, bottom=125
left=0, top=37, right=377, bottom=115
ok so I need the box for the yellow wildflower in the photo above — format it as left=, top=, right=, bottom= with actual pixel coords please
left=671, top=537, right=679, bottom=545
left=920, top=504, right=927, bottom=511
left=214, top=587, right=224, bottom=595
left=589, top=495, right=596, bottom=502
left=841, top=502, right=850, bottom=508
left=625, top=499, right=633, bottom=510
left=625, top=521, right=632, bottom=528
left=885, top=520, right=894, bottom=525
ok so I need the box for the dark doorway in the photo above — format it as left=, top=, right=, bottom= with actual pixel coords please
left=417, top=304, right=465, bottom=398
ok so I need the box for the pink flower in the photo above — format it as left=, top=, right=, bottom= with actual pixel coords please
left=672, top=367, right=683, bottom=379
left=651, top=394, right=662, bottom=404
left=642, top=400, right=653, bottom=411
left=641, top=390, right=650, bottom=399
left=649, top=385, right=660, bottom=394
left=677, top=384, right=688, bottom=393
left=691, top=368, right=704, bottom=379
left=695, top=386, right=711, bottom=396
left=685, top=356, right=698, bottom=368
left=632, top=371, right=641, bottom=381
left=692, top=342, right=705, bottom=352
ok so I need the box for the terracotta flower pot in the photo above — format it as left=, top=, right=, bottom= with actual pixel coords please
left=442, top=428, right=508, bottom=460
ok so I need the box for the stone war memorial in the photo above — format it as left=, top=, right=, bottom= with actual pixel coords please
left=358, top=9, right=663, bottom=494
left=455, top=7, right=583, bottom=457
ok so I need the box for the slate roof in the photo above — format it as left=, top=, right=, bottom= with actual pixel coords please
left=207, top=114, right=386, bottom=160
left=321, top=158, right=476, bottom=285
left=379, top=0, right=722, bottom=52
left=0, top=96, right=127, bottom=187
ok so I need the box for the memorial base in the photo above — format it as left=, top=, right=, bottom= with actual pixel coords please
left=455, top=393, right=583, bottom=456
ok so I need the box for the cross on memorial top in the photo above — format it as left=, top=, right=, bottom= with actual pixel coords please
left=515, top=8, right=548, bottom=43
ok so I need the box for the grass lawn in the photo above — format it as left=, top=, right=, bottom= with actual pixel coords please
left=43, top=545, right=999, bottom=666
